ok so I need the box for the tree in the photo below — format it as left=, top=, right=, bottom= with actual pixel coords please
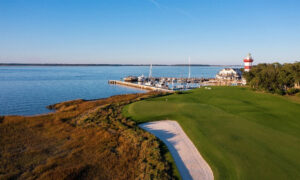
left=243, top=62, right=300, bottom=95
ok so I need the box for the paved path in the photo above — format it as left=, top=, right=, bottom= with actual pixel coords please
left=139, top=120, right=214, bottom=180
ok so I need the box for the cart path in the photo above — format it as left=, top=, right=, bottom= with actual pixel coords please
left=139, top=120, right=214, bottom=180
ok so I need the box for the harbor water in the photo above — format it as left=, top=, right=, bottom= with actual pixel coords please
left=0, top=66, right=239, bottom=115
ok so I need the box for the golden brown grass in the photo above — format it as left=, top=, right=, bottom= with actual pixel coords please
left=0, top=92, right=176, bottom=180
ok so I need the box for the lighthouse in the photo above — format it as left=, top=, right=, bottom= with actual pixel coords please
left=243, top=53, right=254, bottom=72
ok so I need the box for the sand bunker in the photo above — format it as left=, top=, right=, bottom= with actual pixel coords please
left=139, top=120, right=214, bottom=180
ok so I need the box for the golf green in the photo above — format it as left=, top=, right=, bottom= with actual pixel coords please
left=123, top=87, right=300, bottom=180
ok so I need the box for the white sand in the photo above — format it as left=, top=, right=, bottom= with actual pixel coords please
left=139, top=120, right=214, bottom=180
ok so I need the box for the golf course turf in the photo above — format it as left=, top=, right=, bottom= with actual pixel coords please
left=123, top=86, right=300, bottom=180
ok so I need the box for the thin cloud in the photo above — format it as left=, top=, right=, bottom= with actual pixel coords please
left=146, top=0, right=193, bottom=18
left=148, top=0, right=161, bottom=9
left=173, top=8, right=193, bottom=18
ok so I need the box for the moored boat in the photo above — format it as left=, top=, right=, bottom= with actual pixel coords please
left=138, top=74, right=145, bottom=82
left=123, top=76, right=138, bottom=82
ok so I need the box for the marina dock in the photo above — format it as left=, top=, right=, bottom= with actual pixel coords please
left=109, top=80, right=174, bottom=93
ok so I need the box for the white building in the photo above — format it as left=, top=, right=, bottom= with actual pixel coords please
left=216, top=68, right=242, bottom=81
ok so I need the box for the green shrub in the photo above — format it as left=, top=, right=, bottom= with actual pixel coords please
left=275, top=89, right=285, bottom=95
left=287, top=88, right=300, bottom=95
left=175, top=91, right=184, bottom=94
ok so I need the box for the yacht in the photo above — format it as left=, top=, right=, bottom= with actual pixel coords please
left=123, top=76, right=138, bottom=82
left=145, top=81, right=154, bottom=86
left=156, top=81, right=168, bottom=89
left=138, top=74, right=145, bottom=82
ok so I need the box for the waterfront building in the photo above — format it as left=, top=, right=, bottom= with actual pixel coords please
left=216, top=68, right=242, bottom=81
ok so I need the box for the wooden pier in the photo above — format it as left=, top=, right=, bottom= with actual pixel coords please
left=109, top=80, right=174, bottom=93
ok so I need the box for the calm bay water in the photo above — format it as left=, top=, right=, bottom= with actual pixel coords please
left=0, top=66, right=236, bottom=115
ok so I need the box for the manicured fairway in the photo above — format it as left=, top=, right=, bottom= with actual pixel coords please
left=123, top=87, right=300, bottom=180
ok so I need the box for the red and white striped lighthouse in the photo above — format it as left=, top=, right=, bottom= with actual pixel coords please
left=243, top=53, right=253, bottom=72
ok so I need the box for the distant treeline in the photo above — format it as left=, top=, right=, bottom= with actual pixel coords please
left=243, top=62, right=300, bottom=95
left=0, top=63, right=238, bottom=67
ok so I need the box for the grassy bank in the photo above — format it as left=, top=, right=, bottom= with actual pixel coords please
left=0, top=92, right=180, bottom=179
left=123, top=86, right=300, bottom=179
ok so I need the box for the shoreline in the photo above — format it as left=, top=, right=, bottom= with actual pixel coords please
left=0, top=63, right=241, bottom=67
left=0, top=92, right=180, bottom=179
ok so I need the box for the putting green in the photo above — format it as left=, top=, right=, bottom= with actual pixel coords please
left=123, top=87, right=300, bottom=180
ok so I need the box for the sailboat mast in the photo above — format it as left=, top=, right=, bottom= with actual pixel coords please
left=188, top=57, right=191, bottom=79
left=149, top=64, right=152, bottom=78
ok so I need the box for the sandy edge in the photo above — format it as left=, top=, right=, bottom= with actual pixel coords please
left=139, top=120, right=214, bottom=180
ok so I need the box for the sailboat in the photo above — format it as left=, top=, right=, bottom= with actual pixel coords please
left=188, top=56, right=191, bottom=79
left=149, top=63, right=152, bottom=78
left=145, top=64, right=153, bottom=86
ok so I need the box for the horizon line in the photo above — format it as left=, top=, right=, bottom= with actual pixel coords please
left=0, top=63, right=242, bottom=67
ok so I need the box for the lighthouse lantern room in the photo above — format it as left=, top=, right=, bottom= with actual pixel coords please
left=243, top=53, right=254, bottom=72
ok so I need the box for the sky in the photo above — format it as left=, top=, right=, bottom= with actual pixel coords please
left=0, top=0, right=300, bottom=65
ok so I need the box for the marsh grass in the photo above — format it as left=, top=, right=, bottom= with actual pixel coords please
left=0, top=92, right=178, bottom=179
